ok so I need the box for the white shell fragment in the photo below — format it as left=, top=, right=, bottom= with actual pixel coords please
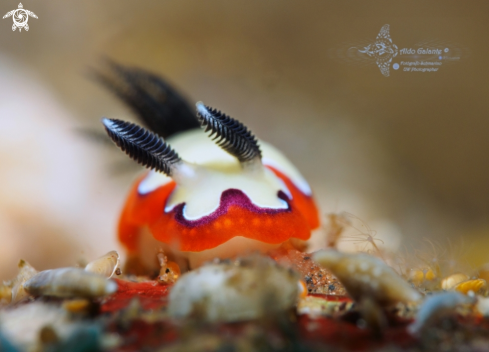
left=11, top=259, right=38, bottom=304
left=84, top=250, right=120, bottom=278
left=440, top=273, right=469, bottom=291
left=408, top=291, right=475, bottom=335
left=313, top=250, right=421, bottom=306
left=167, top=256, right=299, bottom=322
left=23, top=268, right=118, bottom=298
left=476, top=296, right=489, bottom=317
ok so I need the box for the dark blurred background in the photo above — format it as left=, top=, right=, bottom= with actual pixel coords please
left=1, top=0, right=488, bottom=279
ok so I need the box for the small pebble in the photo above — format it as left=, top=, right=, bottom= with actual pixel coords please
left=24, top=268, right=117, bottom=298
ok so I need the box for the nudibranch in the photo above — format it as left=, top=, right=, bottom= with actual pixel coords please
left=98, top=63, right=319, bottom=270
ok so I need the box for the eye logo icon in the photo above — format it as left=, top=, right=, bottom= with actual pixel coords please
left=357, top=24, right=398, bottom=77
left=3, top=3, right=38, bottom=32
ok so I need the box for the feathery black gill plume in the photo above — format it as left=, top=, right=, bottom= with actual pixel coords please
left=93, top=60, right=200, bottom=139
left=196, top=103, right=262, bottom=163
left=102, top=118, right=181, bottom=176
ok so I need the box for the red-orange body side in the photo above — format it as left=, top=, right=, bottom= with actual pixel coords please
left=118, top=166, right=320, bottom=254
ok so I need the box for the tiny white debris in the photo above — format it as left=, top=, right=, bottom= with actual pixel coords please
left=85, top=250, right=120, bottom=278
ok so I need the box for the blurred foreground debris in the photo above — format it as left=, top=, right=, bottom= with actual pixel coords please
left=1, top=248, right=489, bottom=351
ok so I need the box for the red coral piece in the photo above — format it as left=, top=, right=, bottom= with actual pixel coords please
left=101, top=279, right=171, bottom=313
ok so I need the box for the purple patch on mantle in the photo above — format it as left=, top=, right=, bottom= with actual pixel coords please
left=170, top=189, right=291, bottom=228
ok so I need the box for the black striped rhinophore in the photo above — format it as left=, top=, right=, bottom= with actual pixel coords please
left=102, top=118, right=181, bottom=176
left=196, top=103, right=262, bottom=163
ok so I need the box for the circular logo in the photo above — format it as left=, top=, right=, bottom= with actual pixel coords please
left=13, top=9, right=28, bottom=27
left=444, top=48, right=449, bottom=53
left=393, top=63, right=399, bottom=70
